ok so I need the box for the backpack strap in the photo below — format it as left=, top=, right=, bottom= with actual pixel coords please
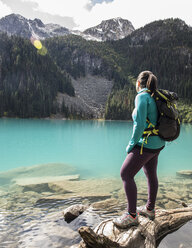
left=140, top=119, right=159, bottom=155
left=139, top=90, right=160, bottom=155
left=156, top=89, right=170, bottom=102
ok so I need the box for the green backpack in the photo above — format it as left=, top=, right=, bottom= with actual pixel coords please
left=143, top=89, right=180, bottom=142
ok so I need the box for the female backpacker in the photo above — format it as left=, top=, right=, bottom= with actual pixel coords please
left=113, top=70, right=165, bottom=228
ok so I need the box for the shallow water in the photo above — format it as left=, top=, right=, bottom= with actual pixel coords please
left=0, top=118, right=191, bottom=247
left=0, top=174, right=192, bottom=248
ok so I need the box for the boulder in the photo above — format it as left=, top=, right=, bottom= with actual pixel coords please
left=63, top=204, right=89, bottom=223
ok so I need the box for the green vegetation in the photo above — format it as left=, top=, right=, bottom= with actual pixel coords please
left=0, top=33, right=74, bottom=118
left=105, top=85, right=135, bottom=120
left=178, top=100, right=192, bottom=123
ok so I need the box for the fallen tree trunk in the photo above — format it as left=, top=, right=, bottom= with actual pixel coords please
left=78, top=203, right=192, bottom=248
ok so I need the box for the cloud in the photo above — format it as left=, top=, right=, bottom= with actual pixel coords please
left=22, top=0, right=93, bottom=30
left=1, top=0, right=77, bottom=29
left=81, top=0, right=192, bottom=30
left=27, top=0, right=117, bottom=30
left=26, top=0, right=89, bottom=17
left=1, top=0, right=192, bottom=31
left=0, top=0, right=12, bottom=18
left=85, top=0, right=114, bottom=11
left=21, top=0, right=192, bottom=31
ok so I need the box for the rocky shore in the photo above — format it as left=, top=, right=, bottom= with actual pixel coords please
left=0, top=164, right=192, bottom=247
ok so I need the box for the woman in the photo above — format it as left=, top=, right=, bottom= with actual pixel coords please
left=113, top=70, right=165, bottom=228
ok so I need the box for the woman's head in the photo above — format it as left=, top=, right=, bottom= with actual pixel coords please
left=136, top=71, right=157, bottom=95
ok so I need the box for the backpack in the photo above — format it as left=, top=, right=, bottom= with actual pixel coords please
left=143, top=89, right=180, bottom=142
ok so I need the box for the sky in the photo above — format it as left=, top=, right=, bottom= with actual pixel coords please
left=0, top=0, right=192, bottom=31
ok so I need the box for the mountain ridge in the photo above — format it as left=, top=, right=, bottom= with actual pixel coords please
left=0, top=13, right=70, bottom=40
left=0, top=14, right=135, bottom=41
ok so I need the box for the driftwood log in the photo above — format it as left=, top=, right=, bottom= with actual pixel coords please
left=77, top=203, right=192, bottom=248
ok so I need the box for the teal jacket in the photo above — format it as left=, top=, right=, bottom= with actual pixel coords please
left=126, top=88, right=165, bottom=153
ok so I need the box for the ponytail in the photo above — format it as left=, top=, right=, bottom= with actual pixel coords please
left=137, top=70, right=157, bottom=96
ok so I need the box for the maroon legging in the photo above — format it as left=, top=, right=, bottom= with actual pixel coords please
left=120, top=147, right=160, bottom=213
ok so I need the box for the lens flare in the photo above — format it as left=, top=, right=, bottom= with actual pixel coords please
left=30, top=36, right=47, bottom=56
left=34, top=40, right=42, bottom=50
left=37, top=46, right=48, bottom=56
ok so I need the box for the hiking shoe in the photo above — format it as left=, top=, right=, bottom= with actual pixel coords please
left=137, top=205, right=155, bottom=220
left=113, top=212, right=139, bottom=228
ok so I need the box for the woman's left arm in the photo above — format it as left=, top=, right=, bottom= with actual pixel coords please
left=126, top=94, right=148, bottom=153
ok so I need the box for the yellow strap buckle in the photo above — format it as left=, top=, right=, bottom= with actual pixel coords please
left=140, top=128, right=159, bottom=155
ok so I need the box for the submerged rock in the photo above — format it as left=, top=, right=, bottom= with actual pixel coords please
left=0, top=163, right=77, bottom=184
left=12, top=174, right=80, bottom=186
left=22, top=183, right=54, bottom=193
left=176, top=170, right=192, bottom=179
left=37, top=178, right=122, bottom=202
left=91, top=198, right=117, bottom=210
left=164, top=201, right=180, bottom=209
left=14, top=175, right=80, bottom=194
left=0, top=177, right=12, bottom=186
left=165, top=191, right=180, bottom=201
left=91, top=198, right=125, bottom=218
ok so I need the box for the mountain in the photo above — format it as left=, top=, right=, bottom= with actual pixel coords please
left=0, top=14, right=70, bottom=40
left=124, top=18, right=191, bottom=46
left=109, top=18, right=192, bottom=97
left=83, top=17, right=135, bottom=41
left=0, top=14, right=134, bottom=42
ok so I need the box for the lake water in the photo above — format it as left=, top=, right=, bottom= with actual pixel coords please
left=0, top=118, right=191, bottom=248
left=0, top=118, right=191, bottom=177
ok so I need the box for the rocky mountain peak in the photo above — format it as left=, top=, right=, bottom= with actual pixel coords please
left=0, top=13, right=70, bottom=39
left=0, top=13, right=26, bottom=27
left=83, top=17, right=135, bottom=41
left=6, top=13, right=26, bottom=21
left=33, top=18, right=45, bottom=28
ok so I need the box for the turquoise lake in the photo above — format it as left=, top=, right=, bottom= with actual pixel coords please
left=0, top=118, right=191, bottom=177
